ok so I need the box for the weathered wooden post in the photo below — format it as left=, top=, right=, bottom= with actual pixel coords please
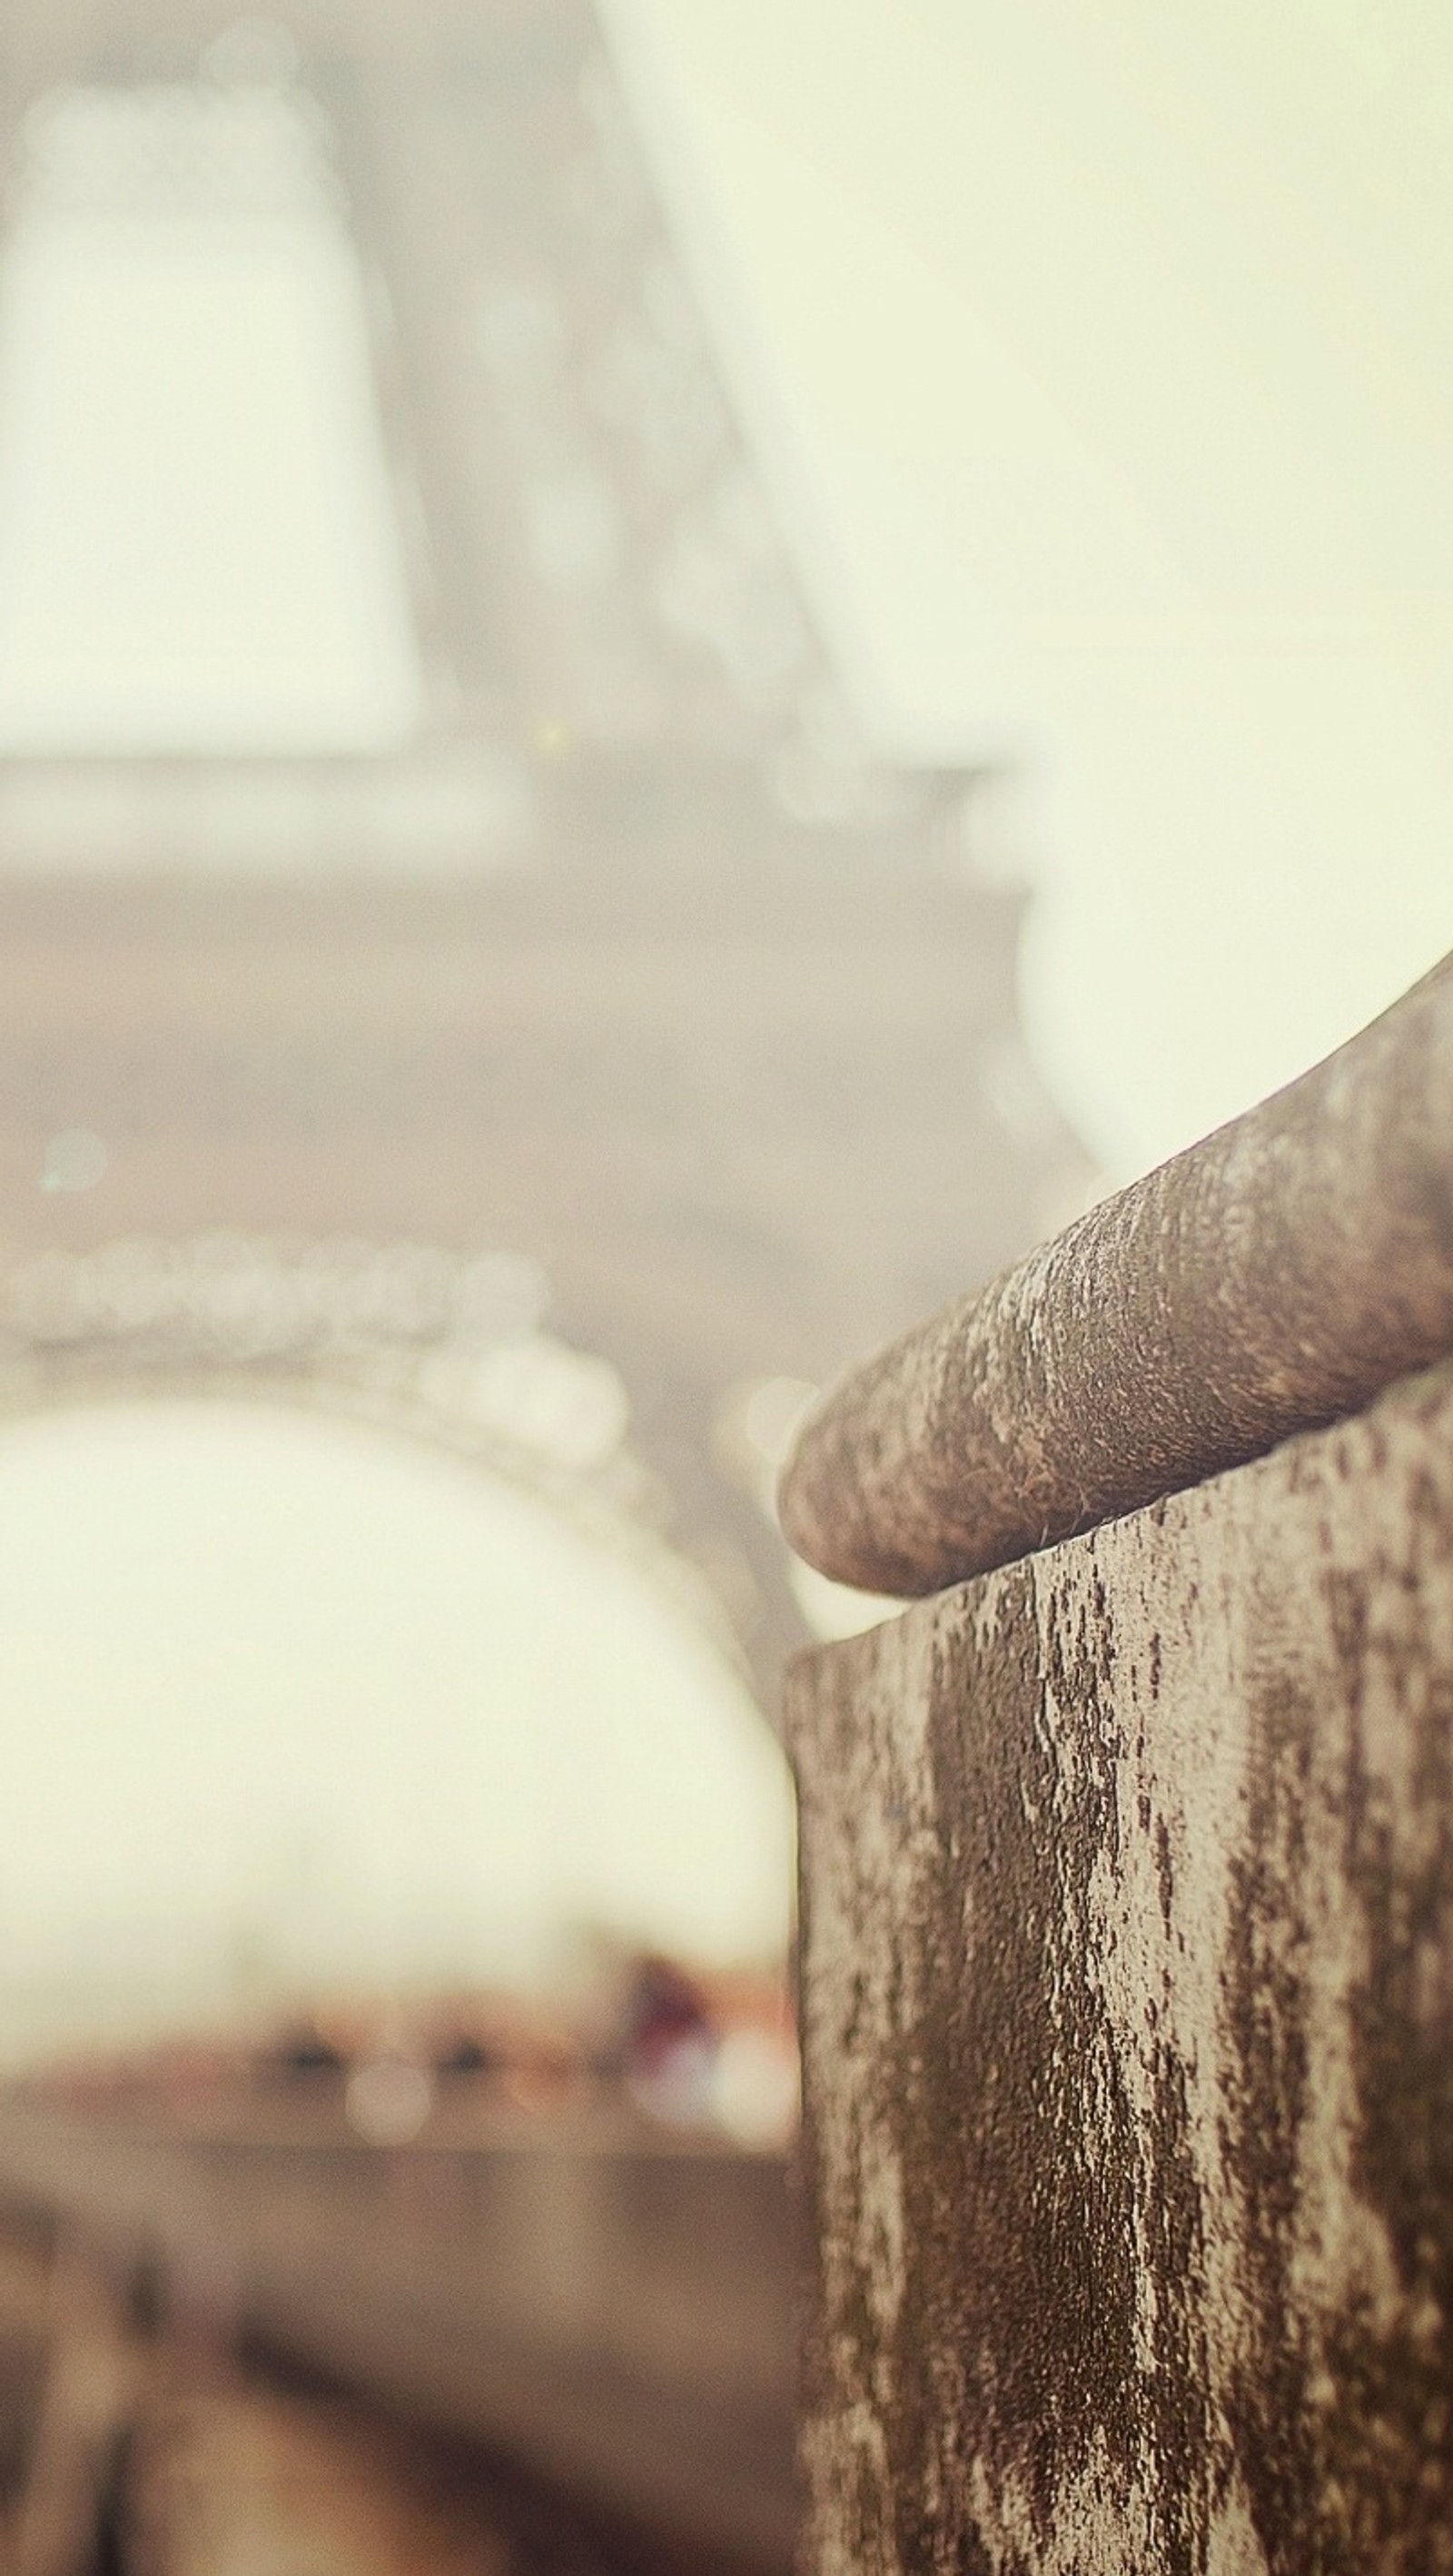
left=782, top=956, right=1453, bottom=2573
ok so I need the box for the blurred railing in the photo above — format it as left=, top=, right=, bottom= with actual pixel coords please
left=783, top=956, right=1453, bottom=2571
left=0, top=2103, right=798, bottom=2575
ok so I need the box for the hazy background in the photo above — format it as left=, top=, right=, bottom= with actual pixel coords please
left=0, top=1399, right=794, bottom=2062
left=619, top=0, right=1453, bottom=1176
left=0, top=0, right=1448, bottom=2058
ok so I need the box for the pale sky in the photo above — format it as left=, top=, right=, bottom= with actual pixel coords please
left=0, top=81, right=421, bottom=753
left=618, top=0, right=1453, bottom=1175
left=0, top=1400, right=793, bottom=2059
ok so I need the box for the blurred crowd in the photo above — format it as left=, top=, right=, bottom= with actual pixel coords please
left=14, top=1951, right=799, bottom=2154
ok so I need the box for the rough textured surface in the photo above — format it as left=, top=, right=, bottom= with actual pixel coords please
left=781, top=953, right=1453, bottom=1597
left=789, top=1359, right=1453, bottom=2574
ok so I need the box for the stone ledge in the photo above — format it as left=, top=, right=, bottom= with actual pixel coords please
left=789, top=1357, right=1453, bottom=2573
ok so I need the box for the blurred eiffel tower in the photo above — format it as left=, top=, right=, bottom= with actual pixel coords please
left=0, top=0, right=1084, bottom=1699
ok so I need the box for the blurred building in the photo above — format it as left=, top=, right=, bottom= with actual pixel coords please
left=0, top=0, right=1085, bottom=1697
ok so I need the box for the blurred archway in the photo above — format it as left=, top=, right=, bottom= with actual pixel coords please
left=0, top=1359, right=794, bottom=2084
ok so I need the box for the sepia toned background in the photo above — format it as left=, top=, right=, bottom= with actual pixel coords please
left=0, top=3, right=1444, bottom=2568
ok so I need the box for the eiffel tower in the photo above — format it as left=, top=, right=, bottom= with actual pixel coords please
left=0, top=0, right=1082, bottom=1702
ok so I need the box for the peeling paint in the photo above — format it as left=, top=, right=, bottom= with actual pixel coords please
left=790, top=1360, right=1453, bottom=2573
